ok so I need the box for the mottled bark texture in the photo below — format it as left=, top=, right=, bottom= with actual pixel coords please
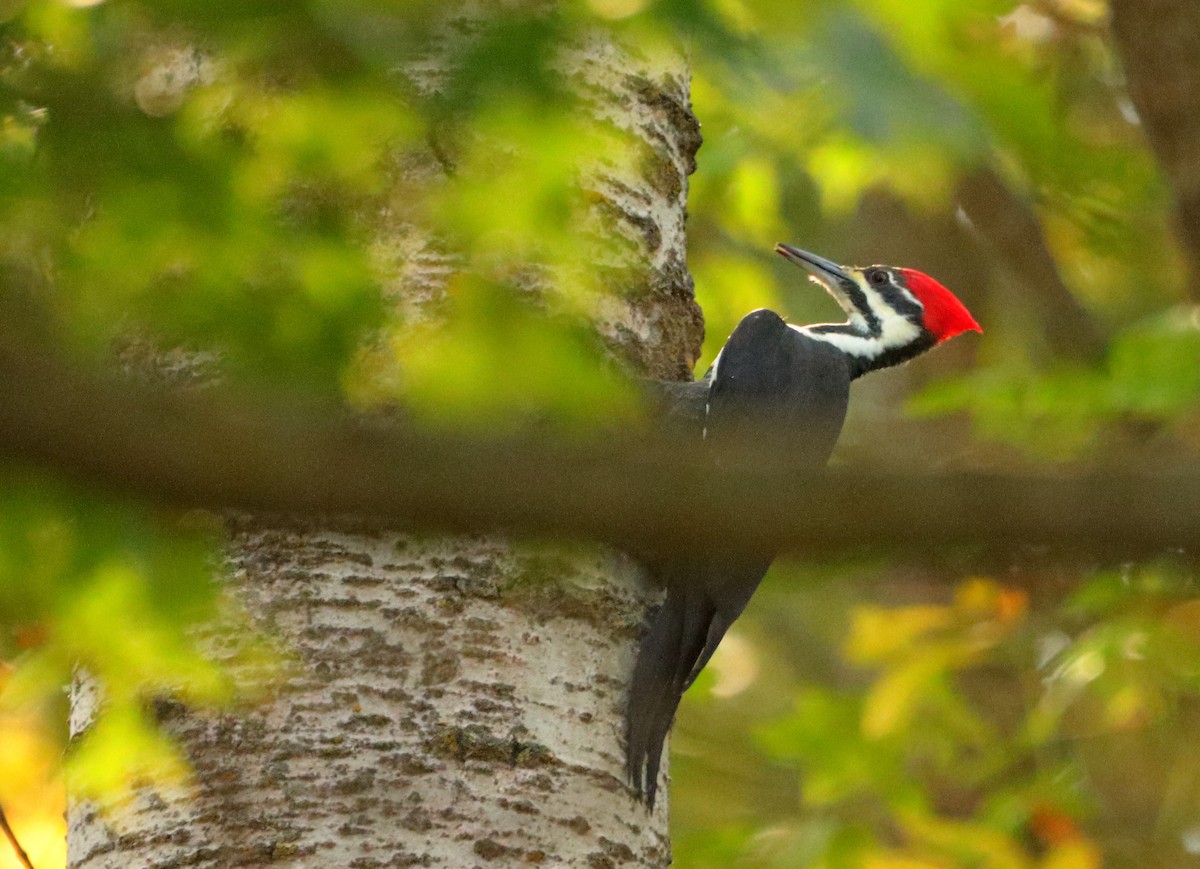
left=67, top=14, right=703, bottom=869
left=1110, top=0, right=1200, bottom=296
left=71, top=532, right=669, bottom=867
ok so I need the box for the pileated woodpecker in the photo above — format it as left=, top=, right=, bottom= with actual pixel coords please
left=626, top=243, right=981, bottom=808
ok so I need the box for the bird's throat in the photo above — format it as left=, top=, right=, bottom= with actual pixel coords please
left=791, top=322, right=933, bottom=379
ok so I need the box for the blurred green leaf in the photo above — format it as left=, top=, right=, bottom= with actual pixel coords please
left=0, top=473, right=277, bottom=807
left=2, top=0, right=1200, bottom=861
left=360, top=275, right=639, bottom=429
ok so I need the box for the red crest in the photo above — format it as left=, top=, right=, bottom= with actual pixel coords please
left=898, top=268, right=982, bottom=343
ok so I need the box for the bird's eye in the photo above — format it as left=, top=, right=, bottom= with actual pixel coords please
left=868, top=269, right=889, bottom=287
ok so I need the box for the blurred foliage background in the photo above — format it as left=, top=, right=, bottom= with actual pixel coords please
left=3, top=0, right=1200, bottom=866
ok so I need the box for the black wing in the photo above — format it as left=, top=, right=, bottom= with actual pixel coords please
left=626, top=310, right=851, bottom=807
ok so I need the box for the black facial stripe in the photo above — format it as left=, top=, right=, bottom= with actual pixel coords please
left=864, top=329, right=936, bottom=376
left=855, top=266, right=925, bottom=327
left=839, top=279, right=882, bottom=336
left=879, top=283, right=923, bottom=319
left=878, top=268, right=922, bottom=310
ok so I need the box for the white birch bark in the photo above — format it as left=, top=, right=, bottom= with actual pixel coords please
left=68, top=11, right=702, bottom=869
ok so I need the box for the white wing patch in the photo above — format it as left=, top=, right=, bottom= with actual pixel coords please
left=702, top=349, right=722, bottom=441
left=788, top=325, right=879, bottom=357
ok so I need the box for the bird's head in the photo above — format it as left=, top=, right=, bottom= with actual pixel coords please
left=775, top=243, right=981, bottom=373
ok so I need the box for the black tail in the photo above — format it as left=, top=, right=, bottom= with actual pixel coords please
left=625, top=583, right=727, bottom=809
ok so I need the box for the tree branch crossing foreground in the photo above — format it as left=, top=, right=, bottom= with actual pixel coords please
left=0, top=337, right=1196, bottom=563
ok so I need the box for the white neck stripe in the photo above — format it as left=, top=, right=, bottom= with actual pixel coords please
left=790, top=325, right=882, bottom=359
left=789, top=307, right=922, bottom=361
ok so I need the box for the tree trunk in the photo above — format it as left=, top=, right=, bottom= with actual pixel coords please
left=66, top=19, right=702, bottom=869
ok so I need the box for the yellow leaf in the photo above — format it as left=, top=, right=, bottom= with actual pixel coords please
left=953, top=578, right=1029, bottom=630
left=861, top=657, right=941, bottom=739
left=898, top=808, right=1029, bottom=869
left=845, top=604, right=952, bottom=664
left=953, top=577, right=1004, bottom=614
left=862, top=853, right=952, bottom=869
left=1040, top=839, right=1102, bottom=869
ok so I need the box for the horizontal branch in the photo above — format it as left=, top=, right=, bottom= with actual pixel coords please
left=0, top=338, right=1196, bottom=562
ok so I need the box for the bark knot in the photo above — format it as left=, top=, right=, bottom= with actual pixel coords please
left=427, top=724, right=558, bottom=768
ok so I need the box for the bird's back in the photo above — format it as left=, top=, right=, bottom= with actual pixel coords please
left=706, top=309, right=851, bottom=469
left=626, top=309, right=853, bottom=807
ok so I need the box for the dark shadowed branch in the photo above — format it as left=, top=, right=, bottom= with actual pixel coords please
left=855, top=188, right=1105, bottom=366
left=1111, top=0, right=1200, bottom=294
left=0, top=337, right=1197, bottom=563
left=0, top=804, right=35, bottom=869
left=955, top=169, right=1108, bottom=362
